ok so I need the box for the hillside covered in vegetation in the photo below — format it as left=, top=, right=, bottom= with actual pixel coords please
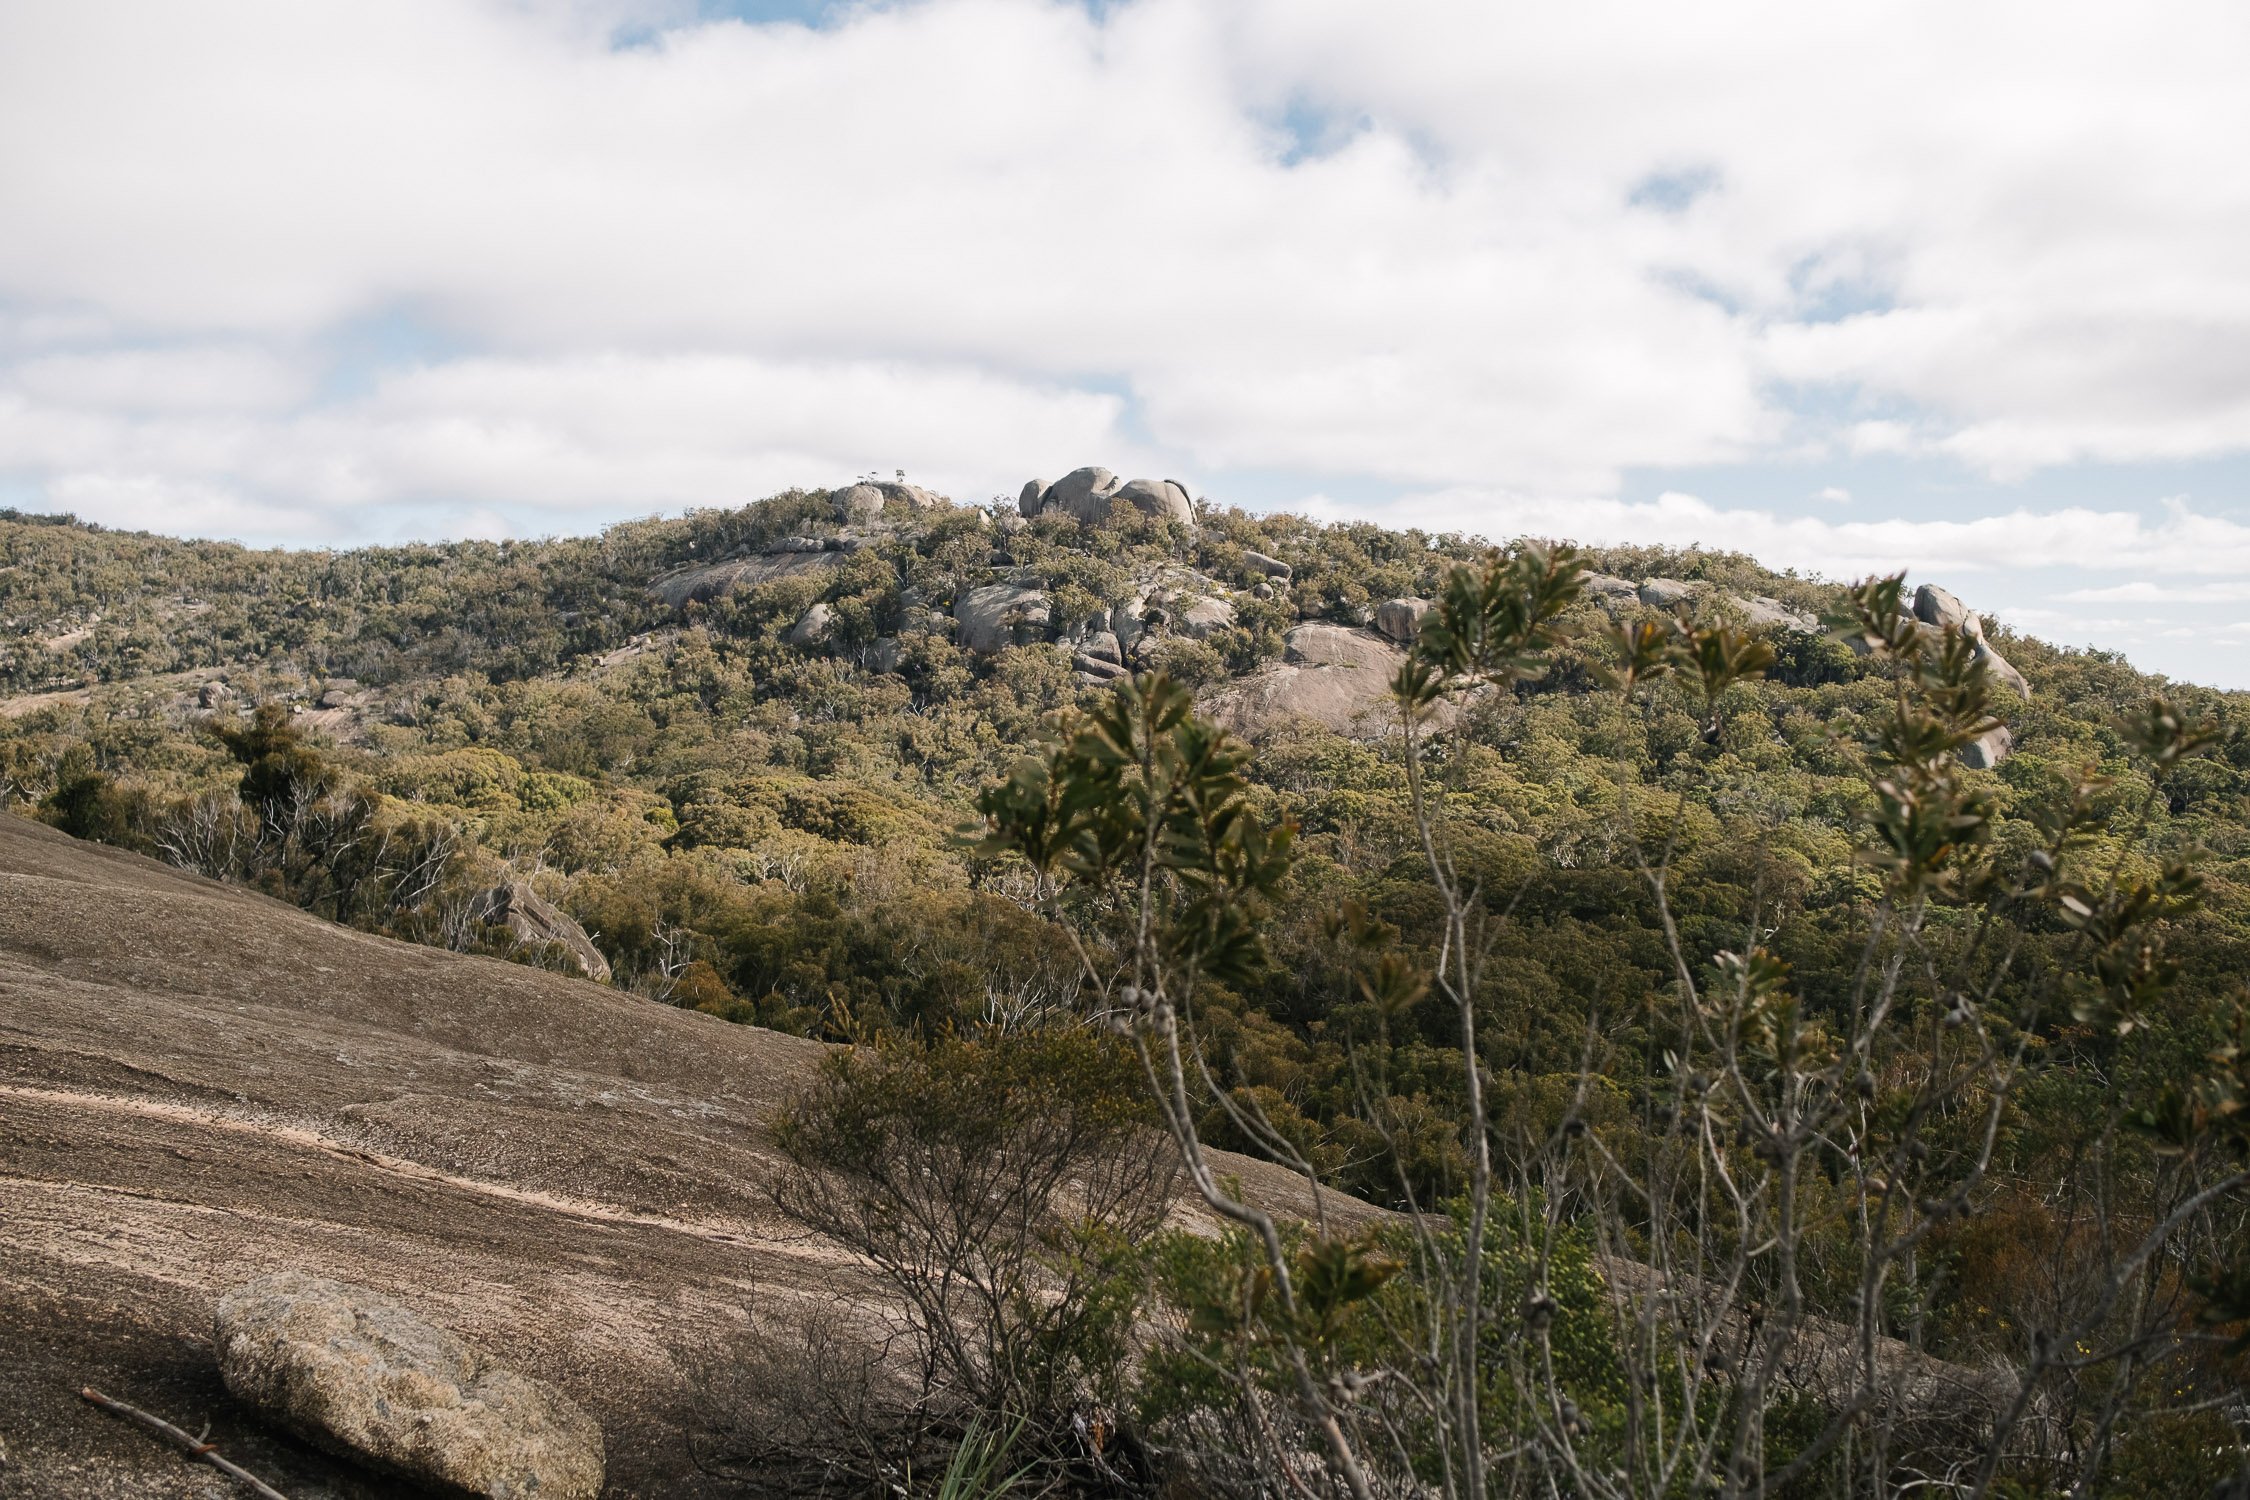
left=6, top=479, right=2249, bottom=1495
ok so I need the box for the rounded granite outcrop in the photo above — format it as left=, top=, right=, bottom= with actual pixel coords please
left=1019, top=467, right=1196, bottom=528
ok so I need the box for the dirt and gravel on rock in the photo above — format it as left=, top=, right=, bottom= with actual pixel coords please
left=0, top=815, right=1339, bottom=1496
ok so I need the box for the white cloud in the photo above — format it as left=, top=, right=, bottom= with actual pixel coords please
left=1325, top=489, right=2250, bottom=586
left=2, top=0, right=2245, bottom=519
left=0, top=352, right=1133, bottom=527
left=4, top=346, right=312, bottom=414
left=2058, top=580, right=2250, bottom=604
left=0, top=0, right=2245, bottom=687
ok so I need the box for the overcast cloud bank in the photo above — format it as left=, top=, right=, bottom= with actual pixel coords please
left=2, top=0, right=2248, bottom=681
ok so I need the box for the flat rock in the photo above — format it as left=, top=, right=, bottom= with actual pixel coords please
left=648, top=550, right=842, bottom=609
left=1581, top=573, right=1641, bottom=608
left=1638, top=578, right=1697, bottom=610
left=1073, top=653, right=1129, bottom=682
left=1242, top=550, right=1292, bottom=581
left=216, top=1272, right=605, bottom=1500
left=1729, top=595, right=1817, bottom=632
left=1282, top=621, right=1399, bottom=672
left=1208, top=623, right=1409, bottom=739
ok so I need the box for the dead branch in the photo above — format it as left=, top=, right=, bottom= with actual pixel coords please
left=78, top=1386, right=291, bottom=1500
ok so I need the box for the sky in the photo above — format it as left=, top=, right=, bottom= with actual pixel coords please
left=3, top=1, right=2250, bottom=685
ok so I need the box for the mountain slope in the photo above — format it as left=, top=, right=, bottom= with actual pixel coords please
left=0, top=814, right=1338, bottom=1496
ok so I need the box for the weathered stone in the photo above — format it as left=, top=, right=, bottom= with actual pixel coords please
left=1111, top=477, right=1196, bottom=526
left=785, top=601, right=835, bottom=650
left=481, top=880, right=612, bottom=983
left=1073, top=653, right=1130, bottom=682
left=896, top=606, right=950, bottom=637
left=1018, top=479, right=1047, bottom=518
left=876, top=481, right=944, bottom=510
left=1977, top=640, right=2031, bottom=700
left=1039, top=467, right=1122, bottom=524
left=648, top=550, right=843, bottom=608
left=954, top=581, right=1051, bottom=654
left=1176, top=594, right=1237, bottom=637
left=832, top=483, right=885, bottom=524
left=1282, top=622, right=1397, bottom=672
left=1638, top=578, right=1697, bottom=610
left=1581, top=573, right=1641, bottom=609
left=1730, top=595, right=1817, bottom=632
left=866, top=636, right=904, bottom=675
left=1079, top=630, right=1124, bottom=665
left=1960, top=724, right=2014, bottom=769
left=1242, top=550, right=1292, bottom=581
left=215, top=1273, right=604, bottom=1500
left=316, top=687, right=355, bottom=710
left=1208, top=624, right=1411, bottom=738
left=1913, top=583, right=1980, bottom=638
left=198, top=680, right=234, bottom=709
left=1374, top=597, right=1432, bottom=644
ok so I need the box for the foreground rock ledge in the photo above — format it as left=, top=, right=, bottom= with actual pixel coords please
left=215, top=1273, right=605, bottom=1500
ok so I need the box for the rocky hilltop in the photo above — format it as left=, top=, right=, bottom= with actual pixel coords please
left=1, top=477, right=2240, bottom=1496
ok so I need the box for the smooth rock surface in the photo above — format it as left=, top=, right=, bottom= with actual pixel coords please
left=1111, top=477, right=1196, bottom=526
left=954, top=580, right=1051, bottom=654
left=647, top=550, right=842, bottom=608
left=1242, top=550, right=1292, bottom=580
left=215, top=1272, right=605, bottom=1500
left=1175, top=594, right=1237, bottom=637
left=1914, top=584, right=1980, bottom=637
left=1730, top=595, right=1817, bottom=632
left=785, top=601, right=835, bottom=650
left=1960, top=724, right=2015, bottom=769
left=1038, top=467, right=1122, bottom=524
left=1206, top=623, right=1414, bottom=739
left=1977, top=640, right=2031, bottom=700
left=1074, top=653, right=1129, bottom=682
left=875, top=480, right=944, bottom=510
left=1581, top=573, right=1641, bottom=608
left=1282, top=621, right=1399, bottom=672
left=1018, top=478, right=1047, bottom=517
left=1638, top=578, right=1697, bottom=610
left=1374, top=597, right=1432, bottom=644
left=831, top=483, right=885, bottom=524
